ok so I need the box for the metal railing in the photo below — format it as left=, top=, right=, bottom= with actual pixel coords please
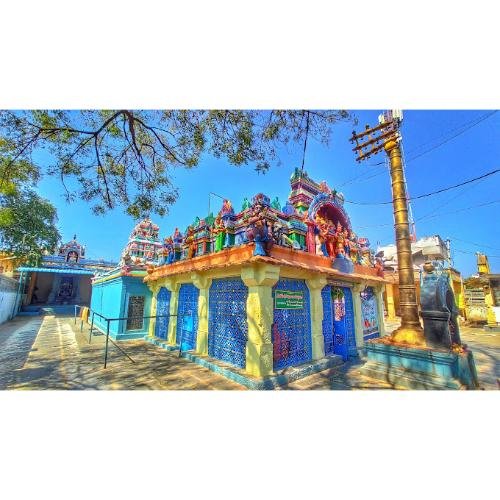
left=73, top=305, right=177, bottom=368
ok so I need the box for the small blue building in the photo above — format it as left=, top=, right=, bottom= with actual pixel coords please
left=90, top=269, right=152, bottom=340
left=89, top=218, right=162, bottom=340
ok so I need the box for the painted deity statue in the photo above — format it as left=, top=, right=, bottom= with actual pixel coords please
left=121, top=251, right=133, bottom=267
left=173, top=228, right=183, bottom=245
left=313, top=214, right=325, bottom=256
left=184, top=226, right=197, bottom=259
left=221, top=199, right=234, bottom=216
left=211, top=214, right=226, bottom=252
left=303, top=210, right=317, bottom=254
left=67, top=250, right=78, bottom=263
left=325, top=225, right=337, bottom=258
left=335, top=222, right=346, bottom=257
left=144, top=244, right=155, bottom=261
left=374, top=256, right=384, bottom=277
left=314, top=214, right=331, bottom=257
left=271, top=197, right=281, bottom=211
left=360, top=247, right=372, bottom=266
left=319, top=180, right=330, bottom=193
left=282, top=201, right=295, bottom=216
left=315, top=214, right=338, bottom=258
left=342, top=228, right=350, bottom=257
left=245, top=201, right=273, bottom=255
left=160, top=237, right=175, bottom=265
left=348, top=232, right=360, bottom=264
left=241, top=197, right=251, bottom=211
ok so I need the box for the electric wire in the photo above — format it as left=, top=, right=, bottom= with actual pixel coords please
left=412, top=175, right=487, bottom=222
left=355, top=198, right=500, bottom=230
left=339, top=168, right=386, bottom=188
left=453, top=248, right=500, bottom=259
left=340, top=110, right=497, bottom=187
left=416, top=199, right=500, bottom=222
left=343, top=168, right=500, bottom=205
left=447, top=235, right=500, bottom=252
left=405, top=111, right=497, bottom=162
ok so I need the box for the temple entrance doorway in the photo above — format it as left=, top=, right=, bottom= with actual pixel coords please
left=176, top=283, right=199, bottom=351
left=27, top=272, right=92, bottom=306
left=322, top=284, right=356, bottom=361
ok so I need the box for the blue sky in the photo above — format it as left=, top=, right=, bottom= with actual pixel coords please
left=35, top=110, right=499, bottom=277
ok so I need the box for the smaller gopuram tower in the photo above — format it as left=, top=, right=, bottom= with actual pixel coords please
left=120, top=217, right=163, bottom=267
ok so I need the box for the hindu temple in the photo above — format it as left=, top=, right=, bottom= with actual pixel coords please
left=17, top=235, right=117, bottom=314
left=142, top=169, right=388, bottom=383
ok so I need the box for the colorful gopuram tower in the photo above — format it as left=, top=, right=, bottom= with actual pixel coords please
left=120, top=217, right=163, bottom=267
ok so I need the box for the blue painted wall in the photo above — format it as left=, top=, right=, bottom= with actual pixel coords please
left=321, top=285, right=357, bottom=361
left=176, top=283, right=199, bottom=351
left=90, top=275, right=152, bottom=340
left=360, top=286, right=380, bottom=342
left=154, top=287, right=171, bottom=339
left=272, top=278, right=312, bottom=370
left=208, top=277, right=248, bottom=369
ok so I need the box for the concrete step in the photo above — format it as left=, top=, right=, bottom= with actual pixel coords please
left=21, top=305, right=42, bottom=312
left=40, top=305, right=76, bottom=316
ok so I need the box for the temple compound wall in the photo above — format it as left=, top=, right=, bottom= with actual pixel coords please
left=0, top=275, right=21, bottom=325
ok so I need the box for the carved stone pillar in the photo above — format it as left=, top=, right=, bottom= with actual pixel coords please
left=306, top=276, right=328, bottom=360
left=241, top=264, right=280, bottom=377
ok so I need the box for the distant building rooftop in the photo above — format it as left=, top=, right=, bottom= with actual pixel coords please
left=377, top=235, right=450, bottom=271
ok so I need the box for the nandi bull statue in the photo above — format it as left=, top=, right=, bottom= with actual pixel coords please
left=420, top=261, right=461, bottom=349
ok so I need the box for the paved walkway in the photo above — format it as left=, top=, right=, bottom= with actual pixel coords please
left=1, top=315, right=498, bottom=390
left=459, top=328, right=500, bottom=389
left=2, top=315, right=242, bottom=390
left=0, top=316, right=44, bottom=389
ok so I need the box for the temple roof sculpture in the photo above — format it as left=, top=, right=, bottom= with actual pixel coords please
left=37, top=233, right=117, bottom=274
left=120, top=217, right=163, bottom=268
left=153, top=169, right=382, bottom=277
left=58, top=234, right=85, bottom=263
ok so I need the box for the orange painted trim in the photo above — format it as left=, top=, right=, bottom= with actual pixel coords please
left=144, top=243, right=389, bottom=284
left=144, top=244, right=255, bottom=282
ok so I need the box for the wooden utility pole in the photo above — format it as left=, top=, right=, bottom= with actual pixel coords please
left=350, top=112, right=425, bottom=346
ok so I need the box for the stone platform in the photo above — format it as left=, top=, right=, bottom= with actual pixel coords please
left=361, top=339, right=480, bottom=390
left=146, top=336, right=344, bottom=389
